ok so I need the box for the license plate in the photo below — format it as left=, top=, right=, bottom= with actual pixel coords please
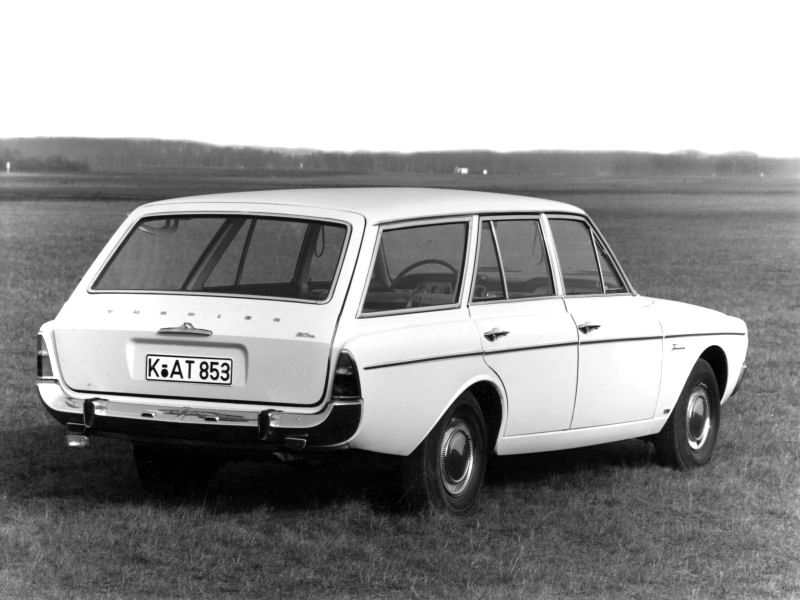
left=146, top=354, right=233, bottom=385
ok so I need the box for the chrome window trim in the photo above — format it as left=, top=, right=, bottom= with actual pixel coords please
left=490, top=221, right=510, bottom=300
left=590, top=229, right=607, bottom=293
left=373, top=215, right=474, bottom=231
left=357, top=216, right=473, bottom=318
left=538, top=214, right=565, bottom=297
left=372, top=213, right=475, bottom=227
left=466, top=294, right=569, bottom=307
left=88, top=211, right=353, bottom=305
left=357, top=302, right=468, bottom=320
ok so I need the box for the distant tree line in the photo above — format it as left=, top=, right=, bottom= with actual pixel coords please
left=1, top=137, right=798, bottom=177
left=298, top=149, right=800, bottom=178
left=0, top=146, right=89, bottom=173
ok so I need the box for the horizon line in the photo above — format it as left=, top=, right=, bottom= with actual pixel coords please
left=1, top=136, right=798, bottom=161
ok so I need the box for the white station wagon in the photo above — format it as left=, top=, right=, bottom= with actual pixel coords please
left=36, top=188, right=747, bottom=513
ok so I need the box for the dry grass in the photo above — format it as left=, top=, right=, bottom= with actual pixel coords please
left=0, top=173, right=798, bottom=599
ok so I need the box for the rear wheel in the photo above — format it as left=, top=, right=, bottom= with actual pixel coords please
left=654, top=359, right=720, bottom=469
left=134, top=444, right=221, bottom=496
left=403, top=391, right=487, bottom=514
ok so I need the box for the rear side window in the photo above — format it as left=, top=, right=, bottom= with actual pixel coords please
left=472, top=218, right=554, bottom=302
left=93, top=215, right=348, bottom=301
left=549, top=218, right=627, bottom=295
left=494, top=220, right=554, bottom=298
left=362, top=221, right=468, bottom=314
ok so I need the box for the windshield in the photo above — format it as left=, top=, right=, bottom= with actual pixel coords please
left=93, top=215, right=349, bottom=301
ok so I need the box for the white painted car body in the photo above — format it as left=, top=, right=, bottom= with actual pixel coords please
left=37, top=188, right=747, bottom=466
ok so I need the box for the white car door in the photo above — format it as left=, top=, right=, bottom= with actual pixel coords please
left=469, top=218, right=578, bottom=435
left=548, top=217, right=663, bottom=429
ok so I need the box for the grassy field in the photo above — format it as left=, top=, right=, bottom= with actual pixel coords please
left=0, top=172, right=798, bottom=599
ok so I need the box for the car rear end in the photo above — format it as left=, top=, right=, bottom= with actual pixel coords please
left=36, top=198, right=365, bottom=456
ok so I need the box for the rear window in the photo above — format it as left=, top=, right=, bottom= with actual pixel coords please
left=93, top=215, right=348, bottom=301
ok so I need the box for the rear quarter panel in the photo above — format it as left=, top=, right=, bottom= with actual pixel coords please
left=339, top=310, right=501, bottom=456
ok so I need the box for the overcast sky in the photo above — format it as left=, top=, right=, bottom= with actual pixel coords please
left=2, top=0, right=798, bottom=157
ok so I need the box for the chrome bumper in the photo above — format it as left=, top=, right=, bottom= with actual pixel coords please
left=37, top=380, right=361, bottom=451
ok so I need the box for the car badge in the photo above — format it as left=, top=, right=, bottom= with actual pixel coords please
left=157, top=322, right=213, bottom=336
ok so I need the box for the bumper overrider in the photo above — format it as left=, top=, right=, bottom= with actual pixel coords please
left=36, top=380, right=361, bottom=452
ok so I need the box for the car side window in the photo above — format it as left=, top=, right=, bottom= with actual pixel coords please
left=472, top=222, right=505, bottom=301
left=595, top=235, right=626, bottom=293
left=549, top=219, right=602, bottom=295
left=362, top=222, right=468, bottom=314
left=472, top=218, right=555, bottom=302
left=550, top=218, right=627, bottom=295
left=494, top=220, right=555, bottom=298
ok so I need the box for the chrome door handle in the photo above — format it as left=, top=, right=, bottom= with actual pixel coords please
left=483, top=328, right=510, bottom=342
left=577, top=322, right=601, bottom=334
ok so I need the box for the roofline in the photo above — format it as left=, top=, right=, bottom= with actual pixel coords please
left=137, top=187, right=586, bottom=223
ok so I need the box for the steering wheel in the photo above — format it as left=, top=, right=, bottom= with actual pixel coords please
left=394, top=259, right=457, bottom=285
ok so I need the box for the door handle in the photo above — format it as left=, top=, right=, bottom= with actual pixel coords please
left=483, top=328, right=510, bottom=342
left=577, top=322, right=601, bottom=335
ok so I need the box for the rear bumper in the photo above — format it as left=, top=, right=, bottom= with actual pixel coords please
left=36, top=380, right=361, bottom=451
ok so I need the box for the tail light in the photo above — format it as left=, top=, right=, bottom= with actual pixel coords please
left=332, top=352, right=361, bottom=399
left=37, top=335, right=54, bottom=379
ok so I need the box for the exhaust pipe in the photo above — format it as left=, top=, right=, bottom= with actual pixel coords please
left=65, top=423, right=89, bottom=448
left=65, top=434, right=90, bottom=448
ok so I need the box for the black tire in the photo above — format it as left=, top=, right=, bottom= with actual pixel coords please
left=654, top=359, right=720, bottom=469
left=134, top=444, right=221, bottom=497
left=403, top=391, right=487, bottom=515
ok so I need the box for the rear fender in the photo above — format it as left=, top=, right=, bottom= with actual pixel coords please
left=345, top=349, right=504, bottom=456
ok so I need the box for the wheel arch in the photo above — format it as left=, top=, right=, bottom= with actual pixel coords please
left=699, top=345, right=728, bottom=397
left=465, top=380, right=504, bottom=453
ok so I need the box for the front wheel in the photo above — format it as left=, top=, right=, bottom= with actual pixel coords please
left=403, top=391, right=487, bottom=514
left=654, top=359, right=720, bottom=469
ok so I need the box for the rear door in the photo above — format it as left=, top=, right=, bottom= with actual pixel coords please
left=53, top=211, right=359, bottom=407
left=469, top=217, right=578, bottom=435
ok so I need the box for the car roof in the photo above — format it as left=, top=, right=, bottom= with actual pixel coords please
left=142, top=187, right=585, bottom=224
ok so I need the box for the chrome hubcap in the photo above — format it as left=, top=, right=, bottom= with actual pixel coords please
left=686, top=386, right=711, bottom=450
left=439, top=418, right=474, bottom=496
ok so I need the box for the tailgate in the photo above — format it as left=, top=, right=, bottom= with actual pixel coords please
left=53, top=294, right=338, bottom=406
